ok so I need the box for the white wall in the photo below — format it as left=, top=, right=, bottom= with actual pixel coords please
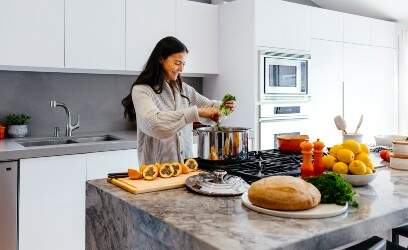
left=399, top=28, right=408, bottom=134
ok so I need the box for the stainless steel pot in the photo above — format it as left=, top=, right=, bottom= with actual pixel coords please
left=194, top=127, right=250, bottom=161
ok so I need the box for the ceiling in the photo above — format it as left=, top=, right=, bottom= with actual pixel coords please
left=310, top=0, right=408, bottom=24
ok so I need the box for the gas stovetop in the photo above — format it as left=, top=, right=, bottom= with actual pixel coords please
left=196, top=149, right=302, bottom=184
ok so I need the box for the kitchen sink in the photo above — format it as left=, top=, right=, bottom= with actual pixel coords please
left=18, top=139, right=78, bottom=147
left=72, top=135, right=120, bottom=143
left=17, top=134, right=121, bottom=147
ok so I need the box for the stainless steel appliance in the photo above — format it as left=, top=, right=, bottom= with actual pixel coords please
left=195, top=127, right=250, bottom=161
left=260, top=50, right=310, bottom=98
left=0, top=161, right=18, bottom=250
left=258, top=101, right=311, bottom=150
left=195, top=150, right=302, bottom=184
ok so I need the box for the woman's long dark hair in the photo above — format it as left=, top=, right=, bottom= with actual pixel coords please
left=122, top=36, right=189, bottom=122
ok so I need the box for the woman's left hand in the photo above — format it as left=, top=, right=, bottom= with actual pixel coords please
left=222, top=100, right=236, bottom=112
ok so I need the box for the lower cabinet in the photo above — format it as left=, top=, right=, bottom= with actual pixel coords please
left=19, top=149, right=138, bottom=250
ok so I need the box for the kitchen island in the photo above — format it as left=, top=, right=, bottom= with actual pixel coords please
left=86, top=168, right=408, bottom=250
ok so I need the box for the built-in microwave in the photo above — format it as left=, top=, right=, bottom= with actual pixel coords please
left=260, top=50, right=310, bottom=98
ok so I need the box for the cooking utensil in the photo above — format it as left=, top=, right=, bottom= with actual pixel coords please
left=107, top=172, right=128, bottom=178
left=355, top=114, right=363, bottom=134
left=334, top=115, right=347, bottom=134
left=194, top=126, right=250, bottom=161
left=185, top=170, right=249, bottom=196
left=276, top=135, right=309, bottom=153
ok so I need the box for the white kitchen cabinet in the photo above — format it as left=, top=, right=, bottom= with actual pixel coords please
left=126, top=0, right=176, bottom=71
left=311, top=7, right=343, bottom=42
left=370, top=19, right=397, bottom=48
left=175, top=0, right=218, bottom=74
left=343, top=13, right=371, bottom=45
left=86, top=149, right=138, bottom=180
left=65, top=0, right=125, bottom=70
left=0, top=0, right=64, bottom=67
left=255, top=0, right=311, bottom=51
left=19, top=154, right=86, bottom=250
left=310, top=39, right=343, bottom=145
left=344, top=43, right=397, bottom=143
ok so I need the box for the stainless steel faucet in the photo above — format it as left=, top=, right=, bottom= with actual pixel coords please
left=50, top=100, right=80, bottom=136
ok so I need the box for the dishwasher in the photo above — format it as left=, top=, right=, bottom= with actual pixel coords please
left=0, top=161, right=18, bottom=250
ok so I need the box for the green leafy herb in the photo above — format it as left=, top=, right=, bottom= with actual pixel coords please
left=308, top=172, right=358, bottom=207
left=220, top=93, right=236, bottom=117
left=5, top=113, right=31, bottom=125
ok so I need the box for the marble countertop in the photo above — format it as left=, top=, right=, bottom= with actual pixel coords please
left=87, top=166, right=408, bottom=250
left=0, top=130, right=137, bottom=161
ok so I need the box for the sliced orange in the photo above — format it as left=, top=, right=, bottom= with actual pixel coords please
left=171, top=162, right=182, bottom=176
left=128, top=168, right=142, bottom=180
left=185, top=158, right=198, bottom=172
left=159, top=163, right=174, bottom=178
left=181, top=163, right=190, bottom=174
left=142, top=164, right=158, bottom=180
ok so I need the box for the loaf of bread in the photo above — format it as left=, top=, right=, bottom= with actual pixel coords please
left=248, top=176, right=321, bottom=211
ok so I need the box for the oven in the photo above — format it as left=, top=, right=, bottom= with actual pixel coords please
left=260, top=50, right=310, bottom=98
left=258, top=102, right=311, bottom=150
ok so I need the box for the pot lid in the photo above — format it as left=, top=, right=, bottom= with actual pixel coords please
left=185, top=170, right=249, bottom=196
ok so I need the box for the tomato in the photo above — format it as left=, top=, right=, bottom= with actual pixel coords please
left=379, top=150, right=391, bottom=162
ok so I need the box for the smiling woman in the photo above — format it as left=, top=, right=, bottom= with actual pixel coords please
left=121, top=36, right=236, bottom=165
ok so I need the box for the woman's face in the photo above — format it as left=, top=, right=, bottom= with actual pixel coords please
left=160, top=52, right=187, bottom=81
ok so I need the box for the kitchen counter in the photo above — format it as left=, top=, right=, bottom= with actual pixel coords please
left=86, top=167, right=408, bottom=250
left=0, top=130, right=137, bottom=161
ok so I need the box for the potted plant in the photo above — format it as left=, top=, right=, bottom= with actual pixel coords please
left=5, top=113, right=31, bottom=138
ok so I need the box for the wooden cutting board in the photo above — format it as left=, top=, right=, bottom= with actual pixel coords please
left=108, top=171, right=201, bottom=194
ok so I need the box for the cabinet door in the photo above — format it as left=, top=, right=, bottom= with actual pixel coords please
left=19, top=155, right=86, bottom=250
left=344, top=44, right=397, bottom=143
left=310, top=39, right=343, bottom=145
left=176, top=0, right=218, bottom=74
left=256, top=0, right=311, bottom=51
left=65, top=0, right=125, bottom=70
left=0, top=0, right=64, bottom=67
left=370, top=19, right=397, bottom=48
left=343, top=13, right=370, bottom=45
left=126, top=0, right=176, bottom=71
left=86, top=149, right=138, bottom=180
left=311, top=7, right=343, bottom=42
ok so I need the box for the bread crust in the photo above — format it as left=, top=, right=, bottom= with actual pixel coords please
left=248, top=176, right=321, bottom=211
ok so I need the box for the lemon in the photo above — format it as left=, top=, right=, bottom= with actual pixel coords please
left=343, top=140, right=362, bottom=154
left=365, top=159, right=374, bottom=170
left=361, top=144, right=369, bottom=154
left=349, top=160, right=367, bottom=175
left=337, top=149, right=355, bottom=164
left=322, top=155, right=337, bottom=170
left=355, top=153, right=371, bottom=166
left=333, top=162, right=348, bottom=174
left=365, top=167, right=373, bottom=175
left=329, top=144, right=343, bottom=157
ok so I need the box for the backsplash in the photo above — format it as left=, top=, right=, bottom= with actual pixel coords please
left=0, top=70, right=203, bottom=136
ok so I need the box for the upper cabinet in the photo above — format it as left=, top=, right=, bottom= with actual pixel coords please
left=175, top=0, right=218, bottom=74
left=65, top=0, right=125, bottom=70
left=255, top=0, right=311, bottom=51
left=126, top=0, right=176, bottom=72
left=370, top=19, right=397, bottom=48
left=0, top=0, right=64, bottom=67
left=311, top=8, right=343, bottom=42
left=343, top=13, right=371, bottom=45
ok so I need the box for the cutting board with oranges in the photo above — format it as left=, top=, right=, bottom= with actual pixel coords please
left=108, top=171, right=201, bottom=194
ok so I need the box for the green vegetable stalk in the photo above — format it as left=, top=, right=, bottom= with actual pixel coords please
left=220, top=93, right=236, bottom=117
left=308, top=172, right=358, bottom=207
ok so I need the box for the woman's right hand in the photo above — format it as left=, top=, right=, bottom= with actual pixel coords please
left=198, top=107, right=220, bottom=122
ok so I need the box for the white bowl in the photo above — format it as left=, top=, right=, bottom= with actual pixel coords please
left=340, top=171, right=377, bottom=186
left=374, top=135, right=406, bottom=147
left=393, top=141, right=408, bottom=155
left=390, top=154, right=408, bottom=171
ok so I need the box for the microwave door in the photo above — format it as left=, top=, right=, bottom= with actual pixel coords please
left=264, top=58, right=302, bottom=94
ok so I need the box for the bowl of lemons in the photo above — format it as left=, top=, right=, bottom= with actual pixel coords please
left=323, top=140, right=377, bottom=186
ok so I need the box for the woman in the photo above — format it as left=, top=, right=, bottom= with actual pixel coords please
left=122, top=36, right=235, bottom=165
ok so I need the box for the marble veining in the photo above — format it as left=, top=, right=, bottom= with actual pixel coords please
left=86, top=167, right=408, bottom=250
